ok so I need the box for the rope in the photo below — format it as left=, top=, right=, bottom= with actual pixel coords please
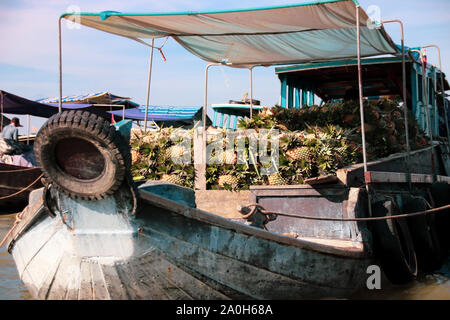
left=0, top=208, right=25, bottom=248
left=0, top=173, right=43, bottom=200
left=242, top=203, right=450, bottom=222
left=0, top=167, right=40, bottom=173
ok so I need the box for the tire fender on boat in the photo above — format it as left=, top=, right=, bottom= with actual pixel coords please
left=403, top=195, right=443, bottom=272
left=370, top=199, right=418, bottom=284
left=429, top=182, right=450, bottom=251
left=34, top=110, right=131, bottom=201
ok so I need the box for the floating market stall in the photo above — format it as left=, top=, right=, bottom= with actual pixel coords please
left=2, top=0, right=450, bottom=300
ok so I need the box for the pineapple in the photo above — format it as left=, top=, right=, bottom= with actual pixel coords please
left=286, top=146, right=311, bottom=162
left=268, top=173, right=287, bottom=185
left=222, top=150, right=237, bottom=165
left=218, top=174, right=239, bottom=188
left=131, top=149, right=141, bottom=164
left=161, top=174, right=185, bottom=186
left=166, top=145, right=187, bottom=159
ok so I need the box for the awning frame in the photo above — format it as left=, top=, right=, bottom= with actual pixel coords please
left=56, top=0, right=403, bottom=194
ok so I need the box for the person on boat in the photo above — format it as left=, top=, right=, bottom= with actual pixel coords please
left=0, top=117, right=24, bottom=155
left=1, top=117, right=22, bottom=142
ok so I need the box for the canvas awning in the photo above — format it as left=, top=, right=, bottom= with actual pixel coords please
left=0, top=90, right=93, bottom=118
left=61, top=0, right=399, bottom=68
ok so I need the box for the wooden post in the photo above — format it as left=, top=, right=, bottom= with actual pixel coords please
left=194, top=126, right=206, bottom=190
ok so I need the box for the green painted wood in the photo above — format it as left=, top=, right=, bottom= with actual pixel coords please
left=288, top=84, right=294, bottom=109
left=294, top=87, right=300, bottom=109
left=281, top=75, right=287, bottom=108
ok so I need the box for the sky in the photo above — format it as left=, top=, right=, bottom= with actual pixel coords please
left=1, top=0, right=449, bottom=134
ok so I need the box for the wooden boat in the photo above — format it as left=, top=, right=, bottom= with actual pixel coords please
left=3, top=178, right=373, bottom=300
left=2, top=113, right=449, bottom=299
left=0, top=162, right=42, bottom=210
left=2, top=1, right=450, bottom=300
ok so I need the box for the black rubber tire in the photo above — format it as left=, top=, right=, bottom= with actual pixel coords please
left=430, top=182, right=450, bottom=252
left=34, top=110, right=131, bottom=201
left=370, top=200, right=418, bottom=284
left=403, top=196, right=443, bottom=271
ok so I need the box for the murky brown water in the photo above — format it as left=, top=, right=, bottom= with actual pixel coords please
left=0, top=213, right=32, bottom=300
left=0, top=212, right=449, bottom=300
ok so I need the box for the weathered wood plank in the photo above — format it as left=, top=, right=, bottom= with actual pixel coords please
left=126, top=254, right=189, bottom=300
left=141, top=249, right=231, bottom=300
left=337, top=146, right=439, bottom=186
left=47, top=253, right=79, bottom=300
left=78, top=260, right=93, bottom=300
left=65, top=259, right=81, bottom=300
left=90, top=260, right=110, bottom=300
left=304, top=174, right=339, bottom=185
left=365, top=171, right=450, bottom=184
left=134, top=252, right=211, bottom=300
left=35, top=253, right=63, bottom=300
left=100, top=262, right=129, bottom=300
left=194, top=127, right=206, bottom=190
left=139, top=190, right=365, bottom=258
left=115, top=260, right=153, bottom=300
left=143, top=225, right=359, bottom=299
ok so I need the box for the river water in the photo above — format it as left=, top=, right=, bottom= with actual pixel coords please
left=0, top=212, right=449, bottom=300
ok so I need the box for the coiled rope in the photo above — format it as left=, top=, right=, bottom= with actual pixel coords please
left=241, top=202, right=450, bottom=222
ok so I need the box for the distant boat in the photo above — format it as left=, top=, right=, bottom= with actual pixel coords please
left=0, top=162, right=42, bottom=210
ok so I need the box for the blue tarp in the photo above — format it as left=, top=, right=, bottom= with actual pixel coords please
left=108, top=105, right=202, bottom=121
left=36, top=92, right=139, bottom=108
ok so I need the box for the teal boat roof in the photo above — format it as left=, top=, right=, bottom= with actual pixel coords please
left=61, top=0, right=398, bottom=68
left=275, top=56, right=411, bottom=74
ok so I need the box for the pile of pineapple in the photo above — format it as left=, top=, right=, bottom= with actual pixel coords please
left=130, top=127, right=195, bottom=188
left=130, top=97, right=428, bottom=190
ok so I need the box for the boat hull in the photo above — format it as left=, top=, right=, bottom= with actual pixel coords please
left=7, top=185, right=372, bottom=300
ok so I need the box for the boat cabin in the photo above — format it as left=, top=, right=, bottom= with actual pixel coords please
left=275, top=54, right=450, bottom=138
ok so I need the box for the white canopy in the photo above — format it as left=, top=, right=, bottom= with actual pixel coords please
left=62, top=0, right=398, bottom=68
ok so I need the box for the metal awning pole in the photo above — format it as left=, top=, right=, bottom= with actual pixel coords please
left=411, top=50, right=433, bottom=139
left=381, top=19, right=411, bottom=188
left=195, top=62, right=220, bottom=190
left=434, top=65, right=438, bottom=136
left=249, top=66, right=254, bottom=119
left=58, top=17, right=63, bottom=113
left=26, top=115, right=30, bottom=145
left=356, top=6, right=368, bottom=174
left=422, top=44, right=450, bottom=142
left=411, top=49, right=436, bottom=178
left=144, top=39, right=155, bottom=132
left=203, top=63, right=220, bottom=151
left=356, top=5, right=372, bottom=216
left=0, top=92, right=3, bottom=131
